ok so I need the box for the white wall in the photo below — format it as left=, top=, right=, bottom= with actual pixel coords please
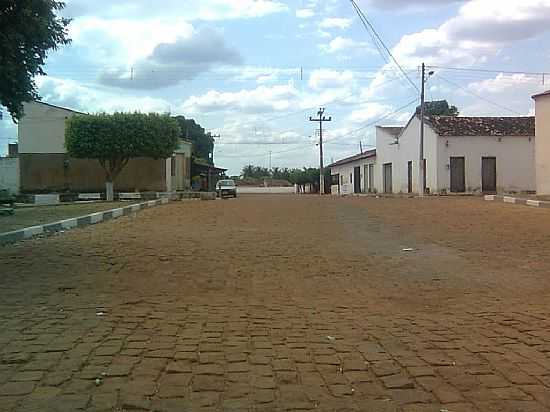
left=0, top=157, right=20, bottom=194
left=330, top=156, right=376, bottom=195
left=18, top=102, right=78, bottom=154
left=375, top=118, right=438, bottom=194
left=535, top=95, right=550, bottom=195
left=436, top=135, right=536, bottom=193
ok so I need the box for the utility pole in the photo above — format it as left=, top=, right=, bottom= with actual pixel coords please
left=209, top=133, right=220, bottom=191
left=309, top=108, right=332, bottom=195
left=359, top=141, right=363, bottom=153
left=419, top=63, right=434, bottom=197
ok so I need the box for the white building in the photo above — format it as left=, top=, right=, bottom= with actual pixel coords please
left=328, top=149, right=376, bottom=195
left=18, top=101, right=192, bottom=193
left=532, top=90, right=550, bottom=195
left=375, top=114, right=535, bottom=194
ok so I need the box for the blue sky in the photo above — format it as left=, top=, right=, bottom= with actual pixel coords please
left=2, top=0, right=550, bottom=175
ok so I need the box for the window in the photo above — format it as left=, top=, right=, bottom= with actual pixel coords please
left=171, top=156, right=176, bottom=177
left=331, top=174, right=339, bottom=185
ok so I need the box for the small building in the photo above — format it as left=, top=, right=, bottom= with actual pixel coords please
left=18, top=101, right=192, bottom=194
left=532, top=90, right=550, bottom=195
left=375, top=114, right=535, bottom=194
left=328, top=149, right=377, bottom=195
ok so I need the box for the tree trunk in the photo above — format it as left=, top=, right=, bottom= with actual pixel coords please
left=106, top=180, right=114, bottom=202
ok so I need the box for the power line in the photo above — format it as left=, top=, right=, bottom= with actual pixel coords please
left=436, top=75, right=524, bottom=116
left=429, top=65, right=550, bottom=78
left=350, top=0, right=419, bottom=93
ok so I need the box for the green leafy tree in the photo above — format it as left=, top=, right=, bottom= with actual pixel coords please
left=417, top=100, right=459, bottom=117
left=173, top=116, right=214, bottom=164
left=1, top=0, right=71, bottom=120
left=66, top=113, right=180, bottom=201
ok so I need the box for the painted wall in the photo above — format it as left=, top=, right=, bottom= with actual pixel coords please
left=375, top=118, right=438, bottom=194
left=534, top=95, right=550, bottom=195
left=19, top=154, right=167, bottom=193
left=330, top=156, right=376, bottom=195
left=436, top=135, right=536, bottom=193
left=0, top=157, right=20, bottom=194
left=18, top=102, right=78, bottom=154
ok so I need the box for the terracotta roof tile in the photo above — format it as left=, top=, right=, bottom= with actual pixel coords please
left=426, top=116, right=534, bottom=137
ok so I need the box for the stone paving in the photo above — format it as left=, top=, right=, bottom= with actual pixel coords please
left=1, top=196, right=550, bottom=411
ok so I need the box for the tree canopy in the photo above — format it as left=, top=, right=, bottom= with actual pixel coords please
left=66, top=112, right=180, bottom=200
left=417, top=100, right=459, bottom=117
left=173, top=116, right=214, bottom=164
left=1, top=0, right=71, bottom=120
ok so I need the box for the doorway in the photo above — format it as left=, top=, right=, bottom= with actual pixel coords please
left=450, top=157, right=466, bottom=193
left=368, top=164, right=374, bottom=192
left=353, top=166, right=361, bottom=193
left=383, top=163, right=392, bottom=193
left=407, top=161, right=413, bottom=193
left=482, top=157, right=497, bottom=193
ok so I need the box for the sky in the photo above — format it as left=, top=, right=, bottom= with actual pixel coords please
left=2, top=0, right=550, bottom=175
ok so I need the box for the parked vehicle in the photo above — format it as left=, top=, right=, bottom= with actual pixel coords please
left=216, top=179, right=237, bottom=198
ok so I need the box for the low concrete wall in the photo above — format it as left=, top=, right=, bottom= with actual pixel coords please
left=19, top=153, right=167, bottom=193
left=0, top=157, right=20, bottom=194
left=237, top=186, right=295, bottom=194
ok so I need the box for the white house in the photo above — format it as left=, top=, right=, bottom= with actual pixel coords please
left=328, top=149, right=376, bottom=195
left=532, top=90, right=550, bottom=195
left=330, top=114, right=535, bottom=196
left=375, top=114, right=535, bottom=194
left=18, top=101, right=192, bottom=193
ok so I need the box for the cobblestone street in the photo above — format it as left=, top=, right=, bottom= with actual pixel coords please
left=2, top=195, right=550, bottom=411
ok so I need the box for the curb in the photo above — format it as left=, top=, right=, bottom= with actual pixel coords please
left=0, top=198, right=169, bottom=246
left=484, top=195, right=550, bottom=208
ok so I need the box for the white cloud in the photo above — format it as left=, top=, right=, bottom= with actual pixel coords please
left=320, top=36, right=371, bottom=54
left=468, top=73, right=538, bottom=94
left=368, top=0, right=464, bottom=10
left=392, top=0, right=550, bottom=67
left=70, top=17, right=194, bottom=64
left=181, top=84, right=300, bottom=114
left=308, top=69, right=354, bottom=90
left=36, top=77, right=172, bottom=113
left=98, top=28, right=243, bottom=89
left=319, top=18, right=352, bottom=30
left=296, top=8, right=315, bottom=18
left=65, top=0, right=288, bottom=21
left=348, top=102, right=395, bottom=124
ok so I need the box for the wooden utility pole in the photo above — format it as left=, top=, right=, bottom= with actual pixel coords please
left=309, top=108, right=331, bottom=195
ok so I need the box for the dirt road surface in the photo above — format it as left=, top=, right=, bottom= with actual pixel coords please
left=1, top=195, right=550, bottom=411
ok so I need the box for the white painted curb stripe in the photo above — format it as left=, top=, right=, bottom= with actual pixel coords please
left=89, top=212, right=104, bottom=224
left=526, top=200, right=541, bottom=207
left=484, top=195, right=496, bottom=201
left=1, top=199, right=171, bottom=246
left=24, top=226, right=44, bottom=238
left=111, top=208, right=124, bottom=218
left=59, top=218, right=78, bottom=229
left=503, top=196, right=516, bottom=204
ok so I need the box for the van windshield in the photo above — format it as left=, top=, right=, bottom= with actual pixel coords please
left=218, top=180, right=235, bottom=187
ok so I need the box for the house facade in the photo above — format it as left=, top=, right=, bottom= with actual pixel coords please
left=18, top=101, right=192, bottom=193
left=330, top=114, right=535, bottom=195
left=328, top=149, right=376, bottom=195
left=375, top=115, right=535, bottom=194
left=532, top=90, right=550, bottom=195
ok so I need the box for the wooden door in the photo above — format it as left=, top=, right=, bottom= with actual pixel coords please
left=482, top=157, right=497, bottom=193
left=368, top=164, right=374, bottom=192
left=353, top=166, right=361, bottom=193
left=383, top=163, right=392, bottom=193
left=407, top=161, right=413, bottom=193
left=450, top=157, right=465, bottom=193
